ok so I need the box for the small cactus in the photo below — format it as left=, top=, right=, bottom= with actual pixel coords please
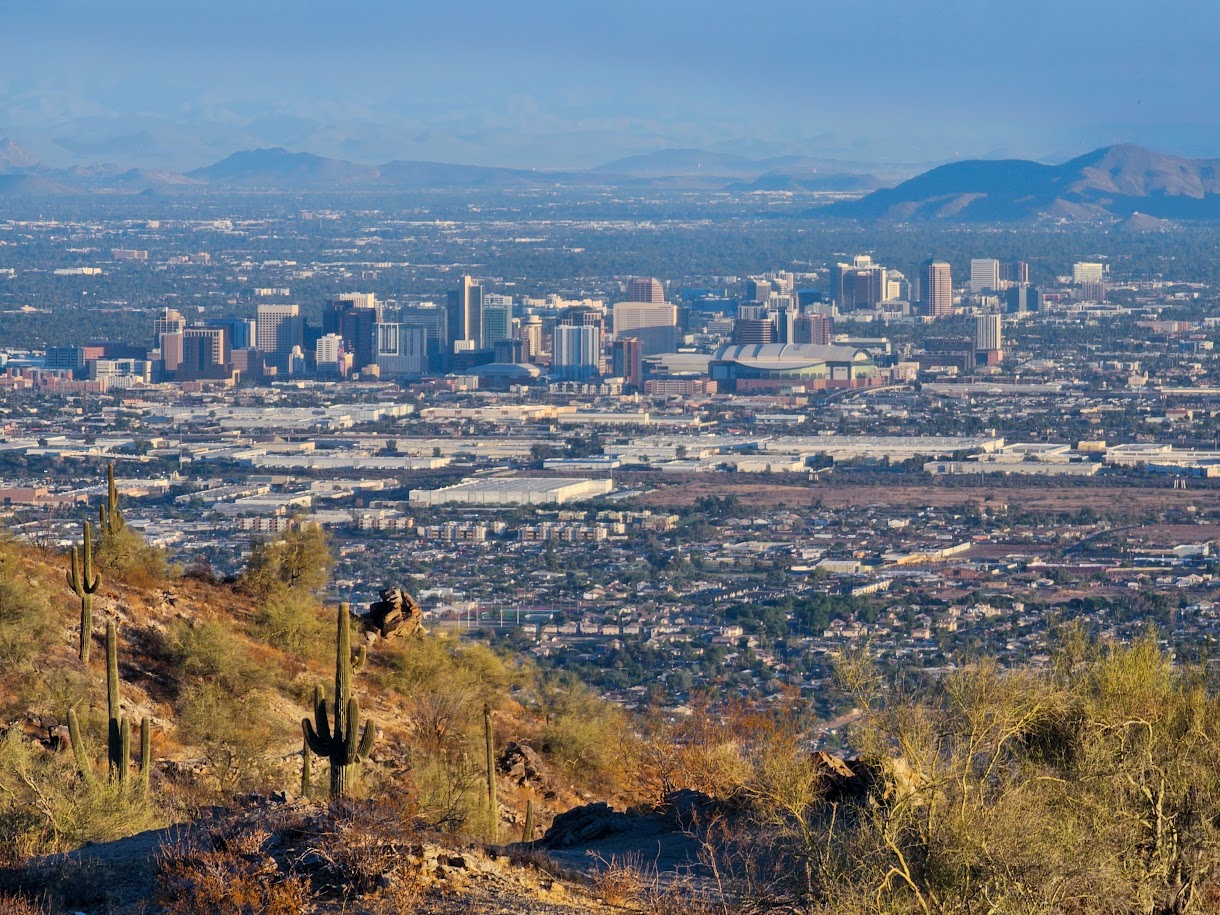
left=140, top=716, right=152, bottom=796
left=302, top=603, right=376, bottom=798
left=301, top=735, right=313, bottom=797
left=67, top=708, right=95, bottom=786
left=67, top=521, right=101, bottom=663
left=522, top=799, right=534, bottom=844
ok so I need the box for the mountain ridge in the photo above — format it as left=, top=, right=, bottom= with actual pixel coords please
left=827, top=144, right=1220, bottom=221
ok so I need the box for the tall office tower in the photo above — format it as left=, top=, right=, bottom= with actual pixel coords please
left=256, top=304, right=304, bottom=363
left=627, top=277, right=665, bottom=304
left=772, top=301, right=797, bottom=343
left=1073, top=262, right=1104, bottom=284
left=794, top=313, right=832, bottom=345
left=323, top=294, right=379, bottom=370
left=398, top=302, right=446, bottom=360
left=316, top=333, right=345, bottom=376
left=1006, top=283, right=1039, bottom=314
left=734, top=319, right=774, bottom=345
left=159, top=333, right=184, bottom=373
left=1078, top=280, right=1106, bottom=302
left=551, top=324, right=602, bottom=380
left=517, top=315, right=544, bottom=362
left=745, top=278, right=772, bottom=303
left=969, top=258, right=1001, bottom=295
left=323, top=292, right=380, bottom=333
left=612, top=337, right=644, bottom=388
left=446, top=275, right=483, bottom=349
left=480, top=294, right=512, bottom=345
left=374, top=323, right=427, bottom=376
left=205, top=317, right=256, bottom=350
left=612, top=301, right=679, bottom=355
left=153, top=308, right=186, bottom=341
left=493, top=338, right=524, bottom=364
left=561, top=308, right=606, bottom=371
left=1000, top=261, right=1029, bottom=285
left=922, top=260, right=953, bottom=317
left=768, top=271, right=795, bottom=295
left=975, top=314, right=1002, bottom=351
left=181, top=327, right=229, bottom=376
left=976, top=313, right=1003, bottom=364
left=830, top=255, right=884, bottom=308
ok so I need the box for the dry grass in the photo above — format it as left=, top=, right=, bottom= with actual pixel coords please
left=155, top=834, right=310, bottom=915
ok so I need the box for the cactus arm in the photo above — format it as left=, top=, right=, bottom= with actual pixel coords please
left=82, top=522, right=99, bottom=591
left=302, top=718, right=330, bottom=757
left=312, top=685, right=332, bottom=744
left=356, top=719, right=377, bottom=762
left=67, top=546, right=81, bottom=594
left=343, top=698, right=362, bottom=764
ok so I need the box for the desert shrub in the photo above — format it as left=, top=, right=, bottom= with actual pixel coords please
left=156, top=833, right=309, bottom=915
left=96, top=524, right=169, bottom=588
left=790, top=639, right=1220, bottom=914
left=250, top=590, right=328, bottom=660
left=0, top=893, right=44, bottom=915
left=538, top=680, right=625, bottom=782
left=240, top=525, right=332, bottom=598
left=0, top=730, right=161, bottom=858
left=0, top=575, right=53, bottom=670
left=175, top=682, right=290, bottom=798
left=165, top=620, right=270, bottom=699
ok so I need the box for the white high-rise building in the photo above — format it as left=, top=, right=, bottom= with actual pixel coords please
left=612, top=302, right=678, bottom=334
left=970, top=259, right=1001, bottom=295
left=551, top=325, right=602, bottom=380
left=1073, top=262, right=1105, bottom=283
left=375, top=323, right=427, bottom=376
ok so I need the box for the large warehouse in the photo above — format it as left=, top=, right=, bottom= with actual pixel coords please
left=708, top=343, right=882, bottom=393
left=409, top=476, right=614, bottom=506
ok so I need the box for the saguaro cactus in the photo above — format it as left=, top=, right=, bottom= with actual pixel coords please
left=302, top=603, right=377, bottom=798
left=66, top=622, right=152, bottom=796
left=484, top=703, right=498, bottom=841
left=67, top=521, right=101, bottom=663
left=522, top=799, right=534, bottom=844
left=99, top=463, right=125, bottom=538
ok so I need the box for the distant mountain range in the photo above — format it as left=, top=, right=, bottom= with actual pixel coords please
left=2, top=140, right=1220, bottom=222
left=0, top=140, right=886, bottom=197
left=827, top=145, right=1220, bottom=221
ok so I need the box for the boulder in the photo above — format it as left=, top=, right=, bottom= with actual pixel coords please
left=366, top=586, right=425, bottom=640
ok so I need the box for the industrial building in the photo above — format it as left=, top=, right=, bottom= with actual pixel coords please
left=409, top=476, right=614, bottom=506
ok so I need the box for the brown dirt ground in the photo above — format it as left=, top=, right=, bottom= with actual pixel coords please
left=635, top=473, right=1220, bottom=514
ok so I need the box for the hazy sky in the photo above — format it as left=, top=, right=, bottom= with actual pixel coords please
left=2, top=0, right=1218, bottom=171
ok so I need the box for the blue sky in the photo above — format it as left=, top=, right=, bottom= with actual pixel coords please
left=2, top=0, right=1218, bottom=170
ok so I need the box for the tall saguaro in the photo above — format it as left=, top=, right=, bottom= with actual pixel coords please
left=67, top=521, right=101, bottom=662
left=302, top=603, right=377, bottom=797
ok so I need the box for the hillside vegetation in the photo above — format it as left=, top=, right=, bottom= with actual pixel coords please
left=4, top=505, right=1220, bottom=913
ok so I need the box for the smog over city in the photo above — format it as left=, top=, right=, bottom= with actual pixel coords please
left=3, top=3, right=1220, bottom=913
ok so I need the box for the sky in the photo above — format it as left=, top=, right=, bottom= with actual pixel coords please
left=2, top=0, right=1219, bottom=172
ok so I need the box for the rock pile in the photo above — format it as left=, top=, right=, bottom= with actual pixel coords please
left=366, top=586, right=425, bottom=640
